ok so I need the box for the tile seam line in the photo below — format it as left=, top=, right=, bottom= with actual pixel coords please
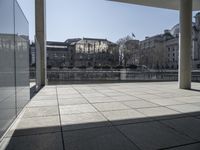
left=72, top=85, right=142, bottom=150
left=4, top=130, right=62, bottom=139
left=159, top=141, right=200, bottom=150
left=158, top=120, right=198, bottom=142
left=55, top=85, right=66, bottom=150
left=111, top=87, right=183, bottom=114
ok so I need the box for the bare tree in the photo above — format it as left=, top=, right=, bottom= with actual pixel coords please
left=117, top=35, right=139, bottom=67
left=117, top=35, right=133, bottom=66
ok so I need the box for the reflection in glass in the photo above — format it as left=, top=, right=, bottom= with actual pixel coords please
left=0, top=0, right=30, bottom=138
left=14, top=1, right=30, bottom=114
left=0, top=0, right=16, bottom=138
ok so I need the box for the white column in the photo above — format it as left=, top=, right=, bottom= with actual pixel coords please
left=35, top=0, right=47, bottom=86
left=178, top=0, right=192, bottom=89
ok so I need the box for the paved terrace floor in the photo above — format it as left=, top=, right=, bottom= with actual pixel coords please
left=1, top=82, right=200, bottom=150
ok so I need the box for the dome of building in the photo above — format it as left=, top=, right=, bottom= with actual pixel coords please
left=195, top=12, right=200, bottom=17
left=170, top=24, right=179, bottom=37
left=170, top=22, right=195, bottom=37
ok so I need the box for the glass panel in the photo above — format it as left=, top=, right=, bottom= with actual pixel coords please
left=0, top=0, right=16, bottom=138
left=14, top=1, right=30, bottom=114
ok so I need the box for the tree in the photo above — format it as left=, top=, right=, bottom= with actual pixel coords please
left=116, top=35, right=139, bottom=67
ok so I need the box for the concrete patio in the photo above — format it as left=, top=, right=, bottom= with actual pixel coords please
left=1, top=82, right=200, bottom=150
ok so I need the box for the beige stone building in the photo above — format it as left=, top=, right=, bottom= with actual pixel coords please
left=73, top=38, right=119, bottom=67
left=139, top=34, right=167, bottom=69
left=138, top=12, right=200, bottom=70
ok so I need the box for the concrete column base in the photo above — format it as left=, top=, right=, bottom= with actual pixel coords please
left=178, top=0, right=192, bottom=89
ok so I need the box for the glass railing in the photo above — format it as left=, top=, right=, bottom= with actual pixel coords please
left=47, top=68, right=200, bottom=84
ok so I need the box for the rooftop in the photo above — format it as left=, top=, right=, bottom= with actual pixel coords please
left=47, top=41, right=68, bottom=46
left=83, top=37, right=108, bottom=41
left=1, top=82, right=200, bottom=150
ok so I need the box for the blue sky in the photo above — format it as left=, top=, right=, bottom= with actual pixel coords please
left=17, top=0, right=198, bottom=42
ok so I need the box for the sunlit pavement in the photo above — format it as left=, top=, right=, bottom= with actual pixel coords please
left=1, top=82, right=200, bottom=150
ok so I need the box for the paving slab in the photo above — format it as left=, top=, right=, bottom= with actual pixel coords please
left=110, top=95, right=140, bottom=101
left=103, top=92, right=127, bottom=97
left=7, top=116, right=60, bottom=137
left=27, top=100, right=58, bottom=107
left=173, top=96, right=200, bottom=104
left=123, top=100, right=158, bottom=108
left=21, top=106, right=59, bottom=118
left=146, top=98, right=185, bottom=106
left=161, top=117, right=200, bottom=141
left=164, top=143, right=200, bottom=150
left=0, top=132, right=63, bottom=150
left=58, top=94, right=83, bottom=99
left=61, top=112, right=109, bottom=131
left=167, top=104, right=200, bottom=113
left=36, top=92, right=57, bottom=96
left=135, top=94, right=161, bottom=100
left=137, top=106, right=179, bottom=117
left=58, top=97, right=88, bottom=105
left=82, top=93, right=106, bottom=98
left=63, top=127, right=139, bottom=150
left=118, top=121, right=194, bottom=150
left=102, top=109, right=146, bottom=124
left=59, top=104, right=97, bottom=115
left=31, top=95, right=57, bottom=101
left=93, top=102, right=130, bottom=111
left=85, top=96, right=116, bottom=103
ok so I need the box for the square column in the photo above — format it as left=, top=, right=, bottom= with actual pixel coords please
left=178, top=0, right=192, bottom=89
left=35, top=0, right=47, bottom=86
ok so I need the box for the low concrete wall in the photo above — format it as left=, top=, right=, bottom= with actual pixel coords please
left=46, top=69, right=200, bottom=83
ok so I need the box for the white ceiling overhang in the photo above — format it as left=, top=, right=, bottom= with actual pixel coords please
left=110, top=0, right=200, bottom=10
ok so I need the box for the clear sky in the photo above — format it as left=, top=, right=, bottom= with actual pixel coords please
left=17, top=0, right=198, bottom=43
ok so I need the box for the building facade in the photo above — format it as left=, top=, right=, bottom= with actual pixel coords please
left=74, top=38, right=119, bottom=68
left=193, top=12, right=200, bottom=68
left=139, top=33, right=170, bottom=69
left=30, top=43, right=36, bottom=66
left=139, top=12, right=200, bottom=70
left=46, top=38, right=119, bottom=69
left=46, top=41, right=73, bottom=68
